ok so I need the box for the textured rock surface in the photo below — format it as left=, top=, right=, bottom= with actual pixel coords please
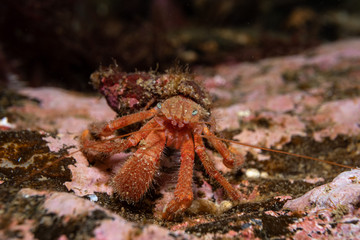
left=1, top=39, right=360, bottom=239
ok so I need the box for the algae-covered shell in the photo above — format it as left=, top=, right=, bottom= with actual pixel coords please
left=90, top=65, right=211, bottom=116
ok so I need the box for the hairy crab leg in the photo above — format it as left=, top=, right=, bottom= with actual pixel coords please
left=194, top=134, right=242, bottom=201
left=162, top=133, right=195, bottom=220
left=15, top=128, right=164, bottom=185
left=80, top=118, right=161, bottom=154
left=203, top=126, right=244, bottom=169
left=100, top=107, right=158, bottom=136
left=111, top=130, right=166, bottom=203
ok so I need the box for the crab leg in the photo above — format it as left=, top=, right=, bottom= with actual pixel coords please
left=162, top=133, right=195, bottom=220
left=111, top=129, right=166, bottom=203
left=80, top=118, right=160, bottom=154
left=194, top=134, right=242, bottom=201
left=100, top=108, right=158, bottom=136
left=203, top=126, right=244, bottom=169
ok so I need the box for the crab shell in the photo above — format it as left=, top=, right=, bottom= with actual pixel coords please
left=90, top=65, right=212, bottom=116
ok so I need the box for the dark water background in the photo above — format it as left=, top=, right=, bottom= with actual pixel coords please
left=1, top=0, right=360, bottom=90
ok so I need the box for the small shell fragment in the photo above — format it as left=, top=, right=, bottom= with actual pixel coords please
left=87, top=194, right=98, bottom=202
left=187, top=199, right=234, bottom=215
left=219, top=200, right=233, bottom=213
left=246, top=168, right=261, bottom=178
left=260, top=171, right=269, bottom=178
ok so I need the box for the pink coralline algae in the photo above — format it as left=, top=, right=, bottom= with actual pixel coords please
left=308, top=98, right=360, bottom=141
left=202, top=39, right=360, bottom=163
left=287, top=208, right=360, bottom=239
left=284, top=170, right=360, bottom=239
left=8, top=188, right=193, bottom=240
left=284, top=170, right=360, bottom=212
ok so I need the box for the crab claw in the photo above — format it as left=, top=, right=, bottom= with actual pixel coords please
left=162, top=194, right=193, bottom=220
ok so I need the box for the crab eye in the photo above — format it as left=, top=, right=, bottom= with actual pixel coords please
left=157, top=103, right=162, bottom=109
left=192, top=110, right=198, bottom=116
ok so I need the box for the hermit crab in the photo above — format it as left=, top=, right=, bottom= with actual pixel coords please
left=82, top=66, right=243, bottom=220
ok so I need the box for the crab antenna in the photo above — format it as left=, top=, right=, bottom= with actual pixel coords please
left=16, top=127, right=165, bottom=185
left=201, top=135, right=356, bottom=170
left=195, top=121, right=213, bottom=125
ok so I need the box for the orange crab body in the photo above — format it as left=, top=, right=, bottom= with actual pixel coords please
left=82, top=72, right=243, bottom=220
